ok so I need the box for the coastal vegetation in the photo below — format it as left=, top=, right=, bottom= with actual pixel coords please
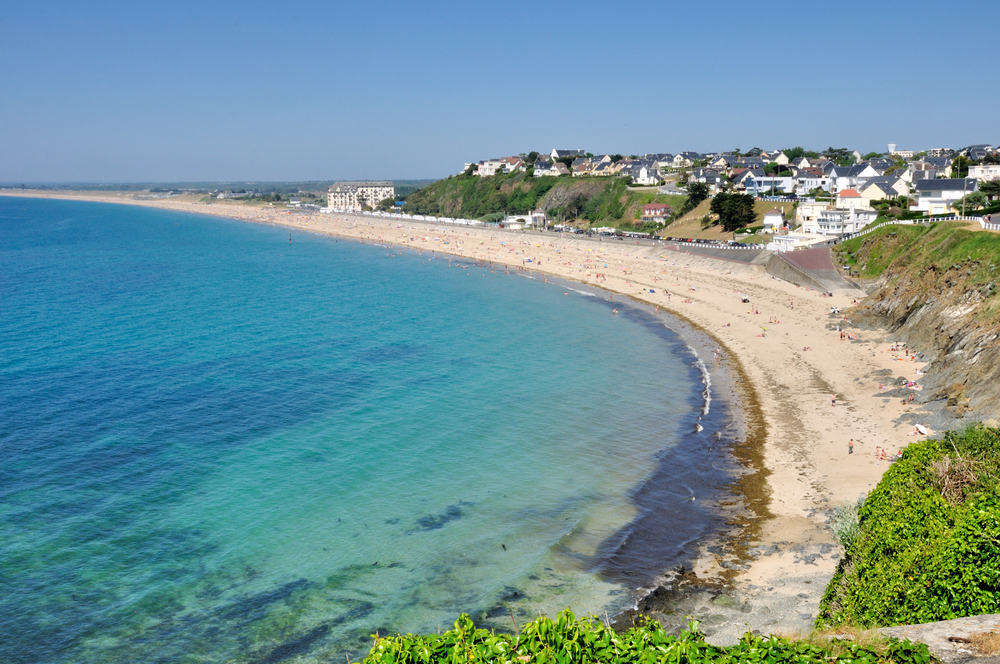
left=836, top=222, right=1000, bottom=322
left=818, top=424, right=1000, bottom=628
left=401, top=170, right=684, bottom=231
left=364, top=610, right=931, bottom=664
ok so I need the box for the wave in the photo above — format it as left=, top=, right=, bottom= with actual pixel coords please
left=692, top=352, right=711, bottom=416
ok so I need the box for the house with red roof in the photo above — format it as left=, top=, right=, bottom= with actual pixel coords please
left=835, top=188, right=870, bottom=209
left=641, top=203, right=672, bottom=224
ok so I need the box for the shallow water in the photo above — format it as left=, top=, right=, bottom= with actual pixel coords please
left=0, top=198, right=723, bottom=662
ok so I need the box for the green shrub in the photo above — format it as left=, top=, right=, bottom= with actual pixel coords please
left=365, top=610, right=931, bottom=664
left=818, top=425, right=1000, bottom=627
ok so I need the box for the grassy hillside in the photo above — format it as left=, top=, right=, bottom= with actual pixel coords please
left=819, top=424, right=1000, bottom=627
left=836, top=222, right=1000, bottom=324
left=838, top=222, right=1000, bottom=280
left=402, top=171, right=683, bottom=229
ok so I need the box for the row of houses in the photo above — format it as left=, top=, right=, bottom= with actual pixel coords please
left=465, top=145, right=999, bottom=191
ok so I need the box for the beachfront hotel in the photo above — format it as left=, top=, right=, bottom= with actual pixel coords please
left=326, top=182, right=395, bottom=211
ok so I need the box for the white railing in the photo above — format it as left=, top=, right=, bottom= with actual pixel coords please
left=832, top=213, right=991, bottom=243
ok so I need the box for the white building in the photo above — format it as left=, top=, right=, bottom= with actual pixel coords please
left=762, top=208, right=785, bottom=233
left=327, top=181, right=395, bottom=211
left=815, top=205, right=878, bottom=236
left=796, top=201, right=831, bottom=230
left=504, top=210, right=547, bottom=228
left=745, top=173, right=794, bottom=195
left=911, top=179, right=977, bottom=215
left=476, top=160, right=504, bottom=177
left=969, top=164, right=1000, bottom=182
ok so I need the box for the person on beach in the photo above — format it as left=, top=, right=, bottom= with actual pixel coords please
left=849, top=439, right=854, bottom=454
left=831, top=393, right=836, bottom=406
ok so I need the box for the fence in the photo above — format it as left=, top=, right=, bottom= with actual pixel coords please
left=831, top=214, right=992, bottom=244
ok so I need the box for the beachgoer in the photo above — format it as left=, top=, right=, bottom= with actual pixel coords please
left=848, top=439, right=854, bottom=454
left=831, top=394, right=836, bottom=406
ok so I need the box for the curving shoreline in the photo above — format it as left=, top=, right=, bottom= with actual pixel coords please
left=2, top=191, right=940, bottom=641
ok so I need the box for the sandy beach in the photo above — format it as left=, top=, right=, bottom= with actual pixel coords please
left=3, top=190, right=939, bottom=639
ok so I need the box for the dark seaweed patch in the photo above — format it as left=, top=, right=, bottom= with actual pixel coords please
left=258, top=622, right=331, bottom=663
left=214, top=578, right=311, bottom=624
left=408, top=505, right=462, bottom=533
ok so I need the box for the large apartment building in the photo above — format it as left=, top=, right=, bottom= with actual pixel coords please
left=327, top=181, right=395, bottom=210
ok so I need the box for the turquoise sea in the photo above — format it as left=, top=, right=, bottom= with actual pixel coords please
left=0, top=197, right=735, bottom=663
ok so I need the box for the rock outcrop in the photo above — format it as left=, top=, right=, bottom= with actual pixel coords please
left=844, top=225, right=1000, bottom=422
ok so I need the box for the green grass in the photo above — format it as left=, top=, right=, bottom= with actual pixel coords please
left=836, top=222, right=1000, bottom=281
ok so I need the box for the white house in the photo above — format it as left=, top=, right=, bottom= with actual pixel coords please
left=476, top=159, right=504, bottom=177
left=797, top=201, right=832, bottom=232
left=533, top=161, right=554, bottom=176
left=829, top=164, right=879, bottom=193
left=762, top=208, right=785, bottom=233
left=631, top=164, right=664, bottom=186
left=836, top=188, right=870, bottom=209
left=816, top=205, right=878, bottom=236
left=969, top=164, right=1000, bottom=181
left=794, top=168, right=830, bottom=193
left=499, top=156, right=526, bottom=173
left=745, top=173, right=794, bottom=195
left=912, top=178, right=978, bottom=214
left=672, top=152, right=699, bottom=168
left=551, top=149, right=586, bottom=160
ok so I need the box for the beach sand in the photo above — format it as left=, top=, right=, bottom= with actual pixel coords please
left=2, top=190, right=938, bottom=640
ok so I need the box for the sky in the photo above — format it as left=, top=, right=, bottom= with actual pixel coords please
left=2, top=0, right=998, bottom=183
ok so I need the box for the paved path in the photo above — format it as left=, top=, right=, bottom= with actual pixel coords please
left=781, top=247, right=836, bottom=271
left=775, top=247, right=857, bottom=293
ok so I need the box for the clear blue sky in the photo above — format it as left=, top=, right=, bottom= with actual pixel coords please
left=2, top=0, right=997, bottom=183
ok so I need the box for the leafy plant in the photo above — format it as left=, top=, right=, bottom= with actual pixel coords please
left=364, top=610, right=932, bottom=664
left=819, top=424, right=1000, bottom=627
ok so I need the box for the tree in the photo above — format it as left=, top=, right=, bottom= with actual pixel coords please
left=952, top=191, right=987, bottom=212
left=710, top=193, right=756, bottom=232
left=746, top=147, right=763, bottom=157
left=525, top=151, right=540, bottom=165
left=952, top=156, right=971, bottom=178
left=862, top=152, right=883, bottom=160
left=610, top=154, right=624, bottom=163
left=687, top=182, right=710, bottom=206
left=376, top=197, right=395, bottom=211
left=979, top=180, right=1000, bottom=201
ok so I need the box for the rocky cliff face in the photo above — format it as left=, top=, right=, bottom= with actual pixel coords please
left=848, top=237, right=1000, bottom=423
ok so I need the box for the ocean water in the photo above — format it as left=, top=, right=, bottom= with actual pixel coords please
left=0, top=198, right=727, bottom=663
